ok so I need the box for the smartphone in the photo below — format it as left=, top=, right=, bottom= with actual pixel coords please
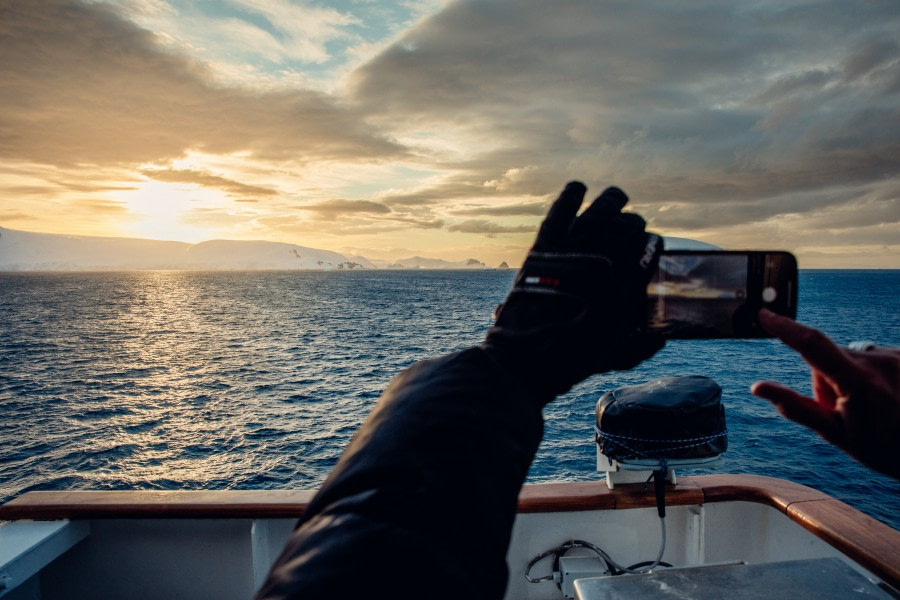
left=647, top=251, right=797, bottom=339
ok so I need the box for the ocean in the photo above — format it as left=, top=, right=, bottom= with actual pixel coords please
left=1, top=269, right=898, bottom=529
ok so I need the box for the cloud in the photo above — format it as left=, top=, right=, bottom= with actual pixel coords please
left=54, top=182, right=139, bottom=193
left=377, top=179, right=493, bottom=206
left=372, top=160, right=560, bottom=209
left=0, top=176, right=138, bottom=197
left=0, top=211, right=37, bottom=222
left=451, top=202, right=547, bottom=217
left=228, top=0, right=359, bottom=63
left=0, top=185, right=62, bottom=197
left=76, top=199, right=130, bottom=214
left=258, top=213, right=443, bottom=236
left=180, top=206, right=259, bottom=229
left=389, top=216, right=444, bottom=229
left=447, top=220, right=535, bottom=237
left=841, top=38, right=900, bottom=83
left=141, top=168, right=278, bottom=197
left=347, top=0, right=900, bottom=241
left=297, top=199, right=392, bottom=217
left=135, top=0, right=360, bottom=76
left=0, top=0, right=405, bottom=167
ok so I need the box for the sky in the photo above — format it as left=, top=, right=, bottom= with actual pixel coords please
left=1, top=0, right=898, bottom=268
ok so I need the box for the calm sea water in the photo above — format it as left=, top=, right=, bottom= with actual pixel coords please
left=1, top=270, right=898, bottom=529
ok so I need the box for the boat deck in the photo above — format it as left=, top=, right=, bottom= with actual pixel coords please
left=1, top=475, right=898, bottom=599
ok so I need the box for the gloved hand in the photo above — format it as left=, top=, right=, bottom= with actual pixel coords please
left=483, top=181, right=664, bottom=403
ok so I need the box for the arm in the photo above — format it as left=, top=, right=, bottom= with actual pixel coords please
left=751, top=309, right=900, bottom=479
left=256, top=182, right=662, bottom=600
left=256, top=349, right=543, bottom=600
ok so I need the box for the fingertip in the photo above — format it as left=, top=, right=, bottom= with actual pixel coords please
left=749, top=381, right=786, bottom=405
left=598, top=186, right=629, bottom=211
left=535, top=181, right=587, bottom=249
left=748, top=385, right=834, bottom=437
left=565, top=180, right=587, bottom=194
left=757, top=308, right=783, bottom=331
left=749, top=380, right=772, bottom=399
left=577, top=186, right=631, bottom=224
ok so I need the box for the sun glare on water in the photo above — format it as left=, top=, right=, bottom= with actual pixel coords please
left=112, top=180, right=227, bottom=243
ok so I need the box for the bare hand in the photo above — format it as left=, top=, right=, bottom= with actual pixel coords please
left=751, top=309, right=900, bottom=479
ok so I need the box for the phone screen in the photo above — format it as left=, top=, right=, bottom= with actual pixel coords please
left=648, top=251, right=796, bottom=339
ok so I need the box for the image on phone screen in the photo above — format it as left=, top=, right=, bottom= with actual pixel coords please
left=648, top=253, right=751, bottom=338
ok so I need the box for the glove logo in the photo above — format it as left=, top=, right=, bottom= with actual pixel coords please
left=524, top=276, right=561, bottom=288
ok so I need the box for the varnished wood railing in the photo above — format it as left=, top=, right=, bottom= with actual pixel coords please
left=1, top=475, right=897, bottom=588
left=0, top=489, right=316, bottom=519
left=518, top=474, right=900, bottom=589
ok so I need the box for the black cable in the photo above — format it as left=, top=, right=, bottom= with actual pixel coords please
left=627, top=560, right=673, bottom=570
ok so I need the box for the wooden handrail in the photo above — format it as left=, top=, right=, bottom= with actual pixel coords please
left=1, top=475, right=897, bottom=587
left=516, top=474, right=899, bottom=588
left=516, top=474, right=899, bottom=589
left=0, top=490, right=316, bottom=519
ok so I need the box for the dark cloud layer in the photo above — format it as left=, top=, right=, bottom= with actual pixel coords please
left=447, top=220, right=535, bottom=237
left=349, top=0, right=900, bottom=240
left=142, top=168, right=277, bottom=197
left=297, top=199, right=392, bottom=217
left=0, top=211, right=36, bottom=222
left=259, top=213, right=443, bottom=236
left=451, top=202, right=548, bottom=217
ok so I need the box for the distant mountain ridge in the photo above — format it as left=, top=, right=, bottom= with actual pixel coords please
left=374, top=256, right=487, bottom=269
left=0, top=226, right=493, bottom=271
left=0, top=227, right=720, bottom=271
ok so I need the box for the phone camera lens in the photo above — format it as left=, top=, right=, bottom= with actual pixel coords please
left=762, top=287, right=777, bottom=303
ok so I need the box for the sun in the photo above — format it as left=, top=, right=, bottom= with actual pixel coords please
left=111, top=180, right=227, bottom=243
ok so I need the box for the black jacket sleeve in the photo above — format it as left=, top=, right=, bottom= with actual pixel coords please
left=255, top=347, right=547, bottom=600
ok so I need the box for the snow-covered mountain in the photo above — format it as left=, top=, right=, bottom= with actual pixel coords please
left=0, top=227, right=190, bottom=270
left=0, top=227, right=373, bottom=271
left=0, top=227, right=494, bottom=271
left=0, top=226, right=719, bottom=271
left=377, top=256, right=489, bottom=269
left=183, top=240, right=364, bottom=270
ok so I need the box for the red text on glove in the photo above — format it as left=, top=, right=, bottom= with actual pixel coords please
left=524, top=276, right=561, bottom=287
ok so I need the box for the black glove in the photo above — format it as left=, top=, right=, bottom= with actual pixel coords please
left=482, top=181, right=664, bottom=403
